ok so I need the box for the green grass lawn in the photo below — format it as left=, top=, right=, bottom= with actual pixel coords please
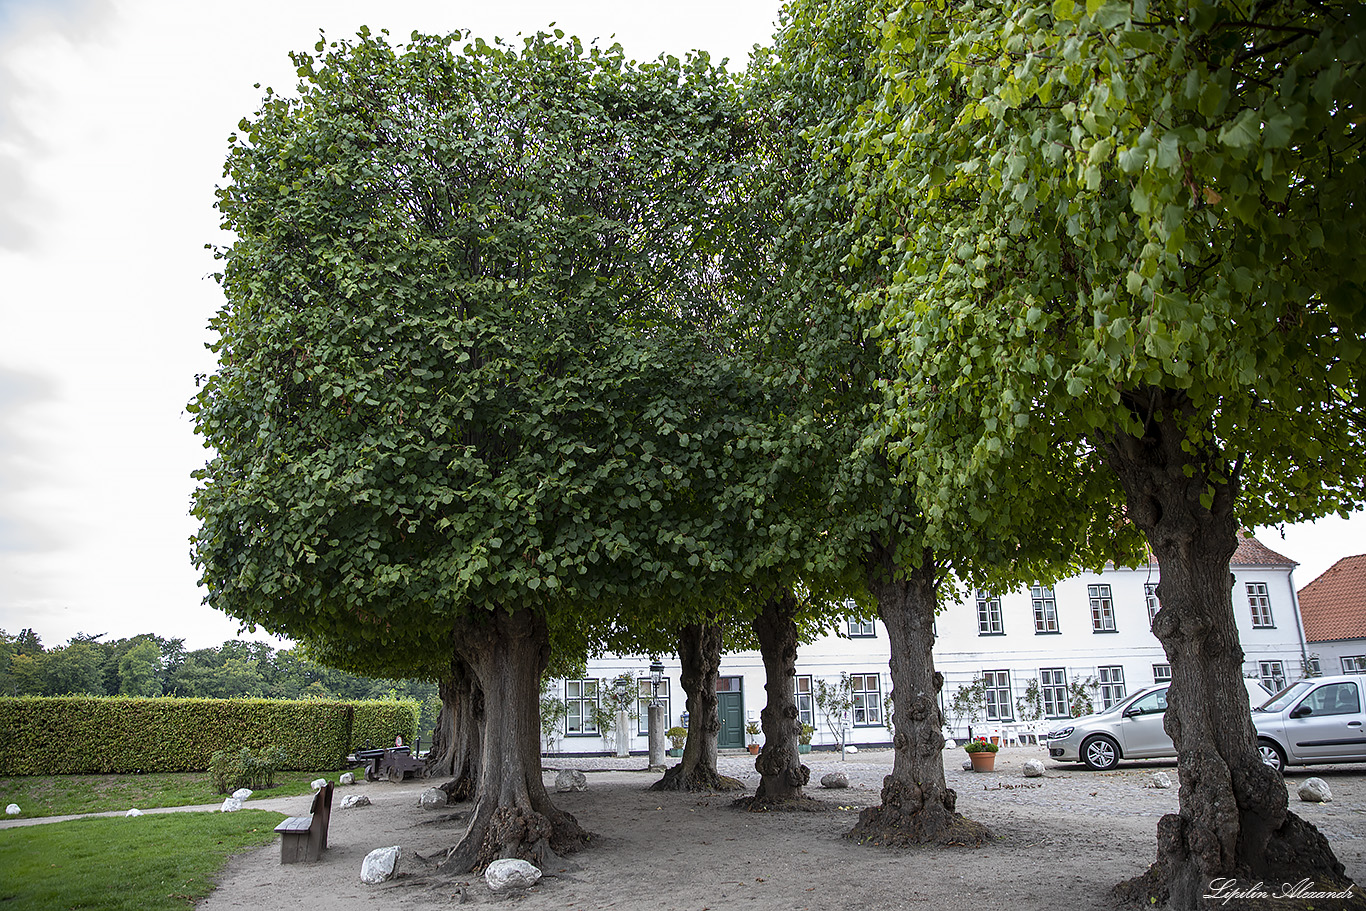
left=0, top=810, right=283, bottom=911
left=0, top=769, right=344, bottom=818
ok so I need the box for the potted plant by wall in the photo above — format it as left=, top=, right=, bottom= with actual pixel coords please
left=964, top=738, right=999, bottom=772
left=798, top=723, right=814, bottom=754
left=666, top=726, right=687, bottom=757
left=746, top=721, right=762, bottom=754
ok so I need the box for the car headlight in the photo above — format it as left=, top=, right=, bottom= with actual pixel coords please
left=1046, top=727, right=1074, bottom=740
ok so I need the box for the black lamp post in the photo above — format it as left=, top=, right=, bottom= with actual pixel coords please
left=650, top=660, right=664, bottom=706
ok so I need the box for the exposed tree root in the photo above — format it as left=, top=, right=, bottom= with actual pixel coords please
left=436, top=774, right=476, bottom=803
left=1113, top=812, right=1366, bottom=911
left=847, top=777, right=990, bottom=847
left=731, top=793, right=831, bottom=813
left=649, top=763, right=745, bottom=792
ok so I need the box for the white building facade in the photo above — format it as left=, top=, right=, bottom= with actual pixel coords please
left=551, top=537, right=1310, bottom=754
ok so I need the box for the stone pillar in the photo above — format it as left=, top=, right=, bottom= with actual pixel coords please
left=647, top=703, right=665, bottom=770
left=616, top=709, right=631, bottom=758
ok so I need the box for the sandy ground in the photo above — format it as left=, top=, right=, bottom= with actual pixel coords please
left=170, top=747, right=1366, bottom=911
left=7, top=748, right=1363, bottom=910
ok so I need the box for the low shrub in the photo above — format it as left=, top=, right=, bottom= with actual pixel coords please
left=208, top=746, right=289, bottom=794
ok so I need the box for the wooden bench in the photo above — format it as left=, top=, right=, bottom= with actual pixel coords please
left=275, top=782, right=333, bottom=863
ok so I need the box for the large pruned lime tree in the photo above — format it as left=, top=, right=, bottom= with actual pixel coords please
left=841, top=0, right=1365, bottom=904
left=744, top=0, right=1134, bottom=847
left=192, top=28, right=764, bottom=871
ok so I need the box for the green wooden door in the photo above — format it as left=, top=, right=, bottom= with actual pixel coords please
left=717, top=677, right=745, bottom=749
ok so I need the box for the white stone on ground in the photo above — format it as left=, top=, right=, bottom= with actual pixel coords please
left=126, top=808, right=144, bottom=817
left=555, top=769, right=588, bottom=792
left=961, top=759, right=973, bottom=771
left=361, top=846, right=402, bottom=884
left=844, top=745, right=859, bottom=754
left=220, top=797, right=242, bottom=812
left=1150, top=772, right=1172, bottom=789
left=485, top=858, right=542, bottom=893
left=418, top=788, right=447, bottom=809
left=1299, top=777, right=1332, bottom=802
left=340, top=794, right=371, bottom=809
left=311, top=778, right=328, bottom=791
left=232, top=788, right=253, bottom=801
left=4, top=804, right=19, bottom=816
left=1023, top=759, right=1045, bottom=778
left=820, top=772, right=849, bottom=789
left=339, top=772, right=355, bottom=785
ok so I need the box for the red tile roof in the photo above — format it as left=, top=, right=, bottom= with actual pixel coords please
left=1232, top=534, right=1296, bottom=567
left=1299, top=554, right=1366, bottom=643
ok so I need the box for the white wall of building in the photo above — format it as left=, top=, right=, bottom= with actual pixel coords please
left=552, top=559, right=1309, bottom=753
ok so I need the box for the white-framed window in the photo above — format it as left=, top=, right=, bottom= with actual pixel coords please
left=635, top=678, right=670, bottom=736
left=1258, top=661, right=1286, bottom=692
left=1031, top=585, right=1059, bottom=633
left=1145, top=583, right=1160, bottom=627
left=977, top=591, right=1004, bottom=635
left=1040, top=668, right=1069, bottom=718
left=1247, top=582, right=1274, bottom=628
left=850, top=673, right=882, bottom=726
left=1089, top=584, right=1117, bottom=632
left=1098, top=666, right=1126, bottom=708
left=1342, top=656, right=1366, bottom=674
left=847, top=618, right=876, bottom=638
left=794, top=675, right=815, bottom=728
left=984, top=669, right=1013, bottom=721
left=1153, top=663, right=1172, bottom=684
left=565, top=679, right=599, bottom=735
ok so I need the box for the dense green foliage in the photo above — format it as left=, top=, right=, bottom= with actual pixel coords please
left=837, top=0, right=1364, bottom=529
left=0, top=695, right=416, bottom=775
left=208, top=745, right=288, bottom=793
left=0, top=811, right=283, bottom=911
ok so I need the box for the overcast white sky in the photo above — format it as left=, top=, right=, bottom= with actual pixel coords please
left=0, top=0, right=1361, bottom=652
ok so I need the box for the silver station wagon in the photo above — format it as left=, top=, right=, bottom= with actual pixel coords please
left=1252, top=674, right=1366, bottom=773
left=1046, top=678, right=1272, bottom=771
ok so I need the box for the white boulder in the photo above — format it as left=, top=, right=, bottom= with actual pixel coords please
left=1023, top=759, right=1045, bottom=778
left=1299, top=777, right=1333, bottom=803
left=311, top=778, right=328, bottom=791
left=219, top=797, right=243, bottom=813
left=340, top=794, right=371, bottom=809
left=485, top=858, right=542, bottom=893
left=126, top=808, right=144, bottom=817
left=844, top=745, right=859, bottom=754
left=555, top=769, right=588, bottom=792
left=5, top=804, right=19, bottom=816
left=361, top=846, right=402, bottom=884
left=418, top=788, right=448, bottom=809
left=820, top=772, right=850, bottom=789
left=961, top=759, right=973, bottom=771
left=339, top=772, right=356, bottom=786
left=1150, top=772, right=1173, bottom=789
left=232, top=788, right=253, bottom=801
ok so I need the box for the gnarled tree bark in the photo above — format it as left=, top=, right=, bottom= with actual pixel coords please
left=425, top=655, right=483, bottom=802
left=439, top=608, right=590, bottom=872
left=1105, top=390, right=1355, bottom=910
left=848, top=538, right=989, bottom=847
left=749, top=588, right=812, bottom=807
left=651, top=621, right=743, bottom=792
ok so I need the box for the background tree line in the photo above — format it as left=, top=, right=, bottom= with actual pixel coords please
left=0, top=628, right=439, bottom=741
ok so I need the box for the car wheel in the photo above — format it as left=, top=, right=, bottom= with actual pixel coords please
left=1081, top=735, right=1120, bottom=771
left=1258, top=738, right=1286, bottom=773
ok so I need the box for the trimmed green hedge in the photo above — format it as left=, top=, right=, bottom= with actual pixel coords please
left=0, top=696, right=419, bottom=776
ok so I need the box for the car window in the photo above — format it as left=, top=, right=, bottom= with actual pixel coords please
left=1300, top=682, right=1361, bottom=717
left=1127, top=689, right=1167, bottom=715
left=1263, top=681, right=1311, bottom=713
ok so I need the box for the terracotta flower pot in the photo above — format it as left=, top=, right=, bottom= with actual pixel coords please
left=748, top=744, right=760, bottom=754
left=968, top=751, right=996, bottom=772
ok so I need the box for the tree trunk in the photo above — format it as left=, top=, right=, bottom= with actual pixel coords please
left=848, top=539, right=990, bottom=847
left=750, top=589, right=811, bottom=806
left=1104, top=390, right=1354, bottom=910
left=651, top=621, right=743, bottom=792
left=440, top=609, right=589, bottom=872
left=425, top=656, right=483, bottom=802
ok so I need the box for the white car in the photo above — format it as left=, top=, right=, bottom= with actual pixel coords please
left=1046, top=678, right=1272, bottom=771
left=1252, top=674, right=1366, bottom=772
